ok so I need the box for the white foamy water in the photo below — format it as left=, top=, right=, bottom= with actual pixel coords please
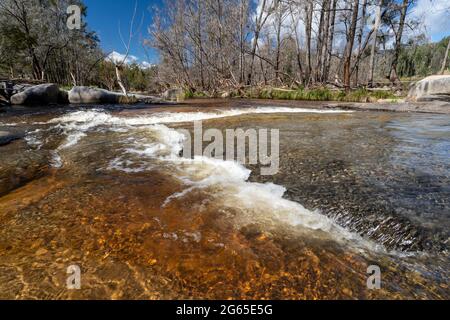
left=24, top=107, right=383, bottom=250
left=122, top=126, right=374, bottom=248
left=39, top=107, right=351, bottom=150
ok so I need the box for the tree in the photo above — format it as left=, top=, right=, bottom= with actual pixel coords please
left=440, top=38, right=450, bottom=75
left=247, top=0, right=273, bottom=85
left=388, top=0, right=411, bottom=85
left=0, top=0, right=103, bottom=85
left=343, top=0, right=360, bottom=91
left=368, top=0, right=383, bottom=87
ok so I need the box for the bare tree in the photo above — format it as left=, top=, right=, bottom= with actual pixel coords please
left=388, top=0, right=410, bottom=85
left=343, top=0, right=360, bottom=91
left=247, top=0, right=273, bottom=85
left=323, top=0, right=338, bottom=84
left=114, top=1, right=141, bottom=96
left=368, top=0, right=383, bottom=86
left=304, top=0, right=314, bottom=85
left=287, top=1, right=305, bottom=84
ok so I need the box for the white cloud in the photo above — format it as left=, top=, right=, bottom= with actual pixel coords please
left=410, top=0, right=450, bottom=40
left=106, top=51, right=154, bottom=69
left=139, top=61, right=155, bottom=69
left=106, top=51, right=138, bottom=65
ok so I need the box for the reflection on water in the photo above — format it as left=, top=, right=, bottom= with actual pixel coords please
left=0, top=100, right=448, bottom=299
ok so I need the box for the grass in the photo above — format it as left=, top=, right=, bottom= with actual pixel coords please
left=240, top=87, right=398, bottom=103
left=183, top=89, right=209, bottom=99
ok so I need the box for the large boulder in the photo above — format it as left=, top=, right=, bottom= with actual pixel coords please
left=10, top=83, right=60, bottom=105
left=68, top=86, right=123, bottom=104
left=408, top=75, right=450, bottom=102
left=162, top=88, right=185, bottom=101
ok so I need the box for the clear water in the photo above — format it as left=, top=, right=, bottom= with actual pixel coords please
left=0, top=100, right=448, bottom=299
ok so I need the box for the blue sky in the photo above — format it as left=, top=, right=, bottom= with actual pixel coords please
left=83, top=0, right=449, bottom=66
left=84, top=0, right=161, bottom=64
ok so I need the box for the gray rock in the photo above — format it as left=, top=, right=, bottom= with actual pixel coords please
left=0, top=81, right=14, bottom=99
left=68, top=86, right=123, bottom=104
left=10, top=83, right=60, bottom=105
left=162, top=88, right=185, bottom=101
left=58, top=89, right=69, bottom=104
left=0, top=131, right=21, bottom=146
left=416, top=94, right=450, bottom=102
left=13, top=83, right=33, bottom=94
left=408, top=75, right=450, bottom=102
left=0, top=94, right=9, bottom=106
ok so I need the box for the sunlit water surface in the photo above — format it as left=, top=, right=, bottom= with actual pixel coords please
left=0, top=100, right=448, bottom=299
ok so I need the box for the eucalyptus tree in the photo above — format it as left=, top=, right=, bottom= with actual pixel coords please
left=387, top=0, right=414, bottom=84
left=0, top=0, right=103, bottom=85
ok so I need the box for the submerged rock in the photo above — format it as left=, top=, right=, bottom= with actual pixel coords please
left=408, top=75, right=450, bottom=102
left=0, top=131, right=21, bottom=146
left=0, top=94, right=9, bottom=107
left=10, top=83, right=60, bottom=105
left=68, top=86, right=123, bottom=104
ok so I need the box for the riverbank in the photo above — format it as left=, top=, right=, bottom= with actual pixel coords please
left=180, top=98, right=450, bottom=114
left=2, top=79, right=449, bottom=114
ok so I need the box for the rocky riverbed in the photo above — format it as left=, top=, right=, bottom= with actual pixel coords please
left=0, top=100, right=448, bottom=299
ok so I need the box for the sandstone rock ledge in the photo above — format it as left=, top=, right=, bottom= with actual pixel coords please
left=407, top=75, right=450, bottom=102
left=324, top=101, right=450, bottom=114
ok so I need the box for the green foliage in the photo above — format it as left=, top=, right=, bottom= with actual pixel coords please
left=123, top=63, right=151, bottom=92
left=398, top=36, right=450, bottom=77
left=241, top=87, right=397, bottom=103
left=183, top=89, right=194, bottom=99
left=184, top=89, right=208, bottom=99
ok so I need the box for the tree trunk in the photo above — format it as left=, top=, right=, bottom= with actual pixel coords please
left=304, top=1, right=313, bottom=86
left=343, top=0, right=360, bottom=91
left=275, top=10, right=282, bottom=84
left=354, top=0, right=367, bottom=86
left=319, top=0, right=331, bottom=83
left=288, top=3, right=304, bottom=84
left=247, top=30, right=259, bottom=85
left=115, top=65, right=127, bottom=96
left=389, top=0, right=408, bottom=85
left=324, top=0, right=338, bottom=83
left=70, top=72, right=77, bottom=87
left=440, top=38, right=450, bottom=75
left=239, top=0, right=246, bottom=84
left=315, top=0, right=327, bottom=82
left=247, top=0, right=269, bottom=85
left=368, top=0, right=382, bottom=87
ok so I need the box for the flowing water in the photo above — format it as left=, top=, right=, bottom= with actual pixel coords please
left=0, top=100, right=448, bottom=299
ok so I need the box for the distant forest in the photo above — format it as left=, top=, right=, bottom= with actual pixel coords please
left=0, top=0, right=449, bottom=94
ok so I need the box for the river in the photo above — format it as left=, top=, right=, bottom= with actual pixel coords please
left=0, top=99, right=448, bottom=299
